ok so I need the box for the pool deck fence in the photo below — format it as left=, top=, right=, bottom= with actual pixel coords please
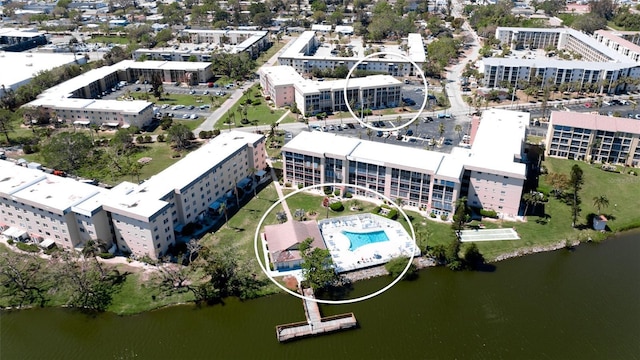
left=275, top=288, right=358, bottom=342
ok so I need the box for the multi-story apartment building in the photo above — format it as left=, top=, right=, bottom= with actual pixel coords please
left=0, top=131, right=268, bottom=259
left=23, top=60, right=213, bottom=128
left=593, top=30, right=640, bottom=63
left=281, top=109, right=529, bottom=218
left=545, top=111, right=640, bottom=166
left=259, top=65, right=401, bottom=115
left=485, top=27, right=640, bottom=93
left=0, top=27, right=48, bottom=52
left=278, top=32, right=426, bottom=77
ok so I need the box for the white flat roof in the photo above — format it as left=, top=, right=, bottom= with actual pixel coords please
left=295, top=74, right=401, bottom=95
left=0, top=52, right=78, bottom=90
left=0, top=27, right=44, bottom=38
left=260, top=66, right=305, bottom=87
left=283, top=131, right=360, bottom=158
left=28, top=97, right=152, bottom=113
left=183, top=29, right=267, bottom=36
left=407, top=33, right=426, bottom=63
left=118, top=59, right=211, bottom=71
left=0, top=160, right=47, bottom=196
left=464, top=109, right=528, bottom=178
left=280, top=31, right=318, bottom=59
left=12, top=173, right=101, bottom=214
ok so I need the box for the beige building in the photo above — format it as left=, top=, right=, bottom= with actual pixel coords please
left=0, top=131, right=268, bottom=260
left=545, top=111, right=640, bottom=166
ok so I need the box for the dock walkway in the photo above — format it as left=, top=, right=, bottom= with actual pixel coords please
left=276, top=288, right=357, bottom=342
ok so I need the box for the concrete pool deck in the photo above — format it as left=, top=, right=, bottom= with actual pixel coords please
left=319, top=214, right=419, bottom=273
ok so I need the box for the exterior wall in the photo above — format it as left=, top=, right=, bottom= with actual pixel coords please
left=0, top=197, right=82, bottom=250
left=466, top=170, right=524, bottom=217
left=282, top=151, right=458, bottom=216
left=110, top=211, right=173, bottom=260
left=54, top=103, right=154, bottom=127
left=545, top=123, right=640, bottom=166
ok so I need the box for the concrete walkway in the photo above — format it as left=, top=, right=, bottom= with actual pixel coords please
left=267, top=159, right=293, bottom=222
left=275, top=110, right=291, bottom=124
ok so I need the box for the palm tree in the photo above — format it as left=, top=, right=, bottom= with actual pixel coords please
left=219, top=202, right=228, bottom=227
left=454, top=124, right=463, bottom=140
left=438, top=122, right=445, bottom=140
left=395, top=197, right=405, bottom=209
left=82, top=239, right=106, bottom=278
left=522, top=192, right=541, bottom=216
left=294, top=208, right=305, bottom=221
left=276, top=211, right=287, bottom=223
left=366, top=127, right=373, bottom=141
left=592, top=195, right=609, bottom=215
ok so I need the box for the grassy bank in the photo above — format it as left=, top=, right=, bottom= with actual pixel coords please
left=214, top=84, right=286, bottom=130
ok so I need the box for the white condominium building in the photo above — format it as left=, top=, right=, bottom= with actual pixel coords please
left=259, top=65, right=402, bottom=116
left=545, top=111, right=640, bottom=166
left=0, top=131, right=268, bottom=259
left=278, top=31, right=426, bottom=77
left=22, top=60, right=213, bottom=128
left=593, top=30, right=640, bottom=63
left=485, top=27, right=640, bottom=94
left=281, top=109, right=529, bottom=218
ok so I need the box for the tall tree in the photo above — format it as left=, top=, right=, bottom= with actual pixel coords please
left=569, top=164, right=584, bottom=227
left=167, top=123, right=193, bottom=151
left=0, top=253, right=51, bottom=308
left=0, top=109, right=16, bottom=143
left=42, top=132, right=94, bottom=172
left=299, top=237, right=338, bottom=291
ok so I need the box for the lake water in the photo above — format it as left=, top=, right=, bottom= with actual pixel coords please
left=2, top=232, right=639, bottom=359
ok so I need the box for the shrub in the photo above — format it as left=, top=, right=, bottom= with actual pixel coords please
left=144, top=135, right=152, bottom=143
left=7, top=238, right=14, bottom=245
left=136, top=135, right=145, bottom=143
left=23, top=144, right=37, bottom=154
left=98, top=252, right=115, bottom=259
left=440, top=214, right=448, bottom=221
left=345, top=192, right=353, bottom=198
left=324, top=186, right=332, bottom=195
left=385, top=257, right=417, bottom=280
left=329, top=201, right=344, bottom=212
left=479, top=208, right=498, bottom=218
left=16, top=242, right=40, bottom=253
left=213, top=129, right=221, bottom=136
left=240, top=119, right=250, bottom=124
left=334, top=189, right=341, bottom=196
left=372, top=206, right=381, bottom=214
left=386, top=209, right=398, bottom=220
left=298, top=183, right=303, bottom=189
left=284, top=182, right=291, bottom=187
left=199, top=130, right=212, bottom=139
left=157, top=134, right=166, bottom=142
left=430, top=212, right=437, bottom=218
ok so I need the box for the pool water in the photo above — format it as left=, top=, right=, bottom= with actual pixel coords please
left=344, top=230, right=390, bottom=251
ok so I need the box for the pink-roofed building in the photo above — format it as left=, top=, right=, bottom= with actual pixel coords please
left=545, top=111, right=640, bottom=166
left=263, top=220, right=326, bottom=271
left=593, top=30, right=640, bottom=63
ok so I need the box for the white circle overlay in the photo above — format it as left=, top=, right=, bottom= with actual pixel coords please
left=343, top=51, right=429, bottom=132
left=253, top=182, right=418, bottom=305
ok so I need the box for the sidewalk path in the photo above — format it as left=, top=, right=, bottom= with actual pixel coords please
left=275, top=110, right=291, bottom=124
left=267, top=159, right=293, bottom=222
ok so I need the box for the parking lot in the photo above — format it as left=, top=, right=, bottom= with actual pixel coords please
left=296, top=114, right=470, bottom=153
left=101, top=82, right=232, bottom=121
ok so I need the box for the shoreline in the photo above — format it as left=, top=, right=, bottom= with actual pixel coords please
left=2, top=228, right=638, bottom=315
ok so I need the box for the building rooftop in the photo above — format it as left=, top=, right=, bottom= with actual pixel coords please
left=294, top=74, right=401, bottom=95
left=280, top=31, right=316, bottom=59
left=27, top=97, right=152, bottom=114
left=0, top=160, right=46, bottom=196
left=463, top=108, right=528, bottom=178
left=550, top=111, right=640, bottom=134
left=283, top=131, right=361, bottom=158
left=118, top=59, right=211, bottom=71
left=0, top=52, right=79, bottom=92
left=12, top=173, right=101, bottom=215
left=407, top=33, right=426, bottom=63
left=595, top=30, right=640, bottom=57
left=0, top=27, right=44, bottom=38
left=260, top=65, right=305, bottom=87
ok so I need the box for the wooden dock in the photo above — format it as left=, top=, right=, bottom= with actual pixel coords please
left=276, top=288, right=358, bottom=342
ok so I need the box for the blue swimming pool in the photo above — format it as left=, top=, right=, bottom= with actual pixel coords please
left=344, top=230, right=389, bottom=251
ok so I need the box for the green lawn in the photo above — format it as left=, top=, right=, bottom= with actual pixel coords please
left=256, top=40, right=286, bottom=67
left=108, top=272, right=195, bottom=315
left=214, top=84, right=286, bottom=129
